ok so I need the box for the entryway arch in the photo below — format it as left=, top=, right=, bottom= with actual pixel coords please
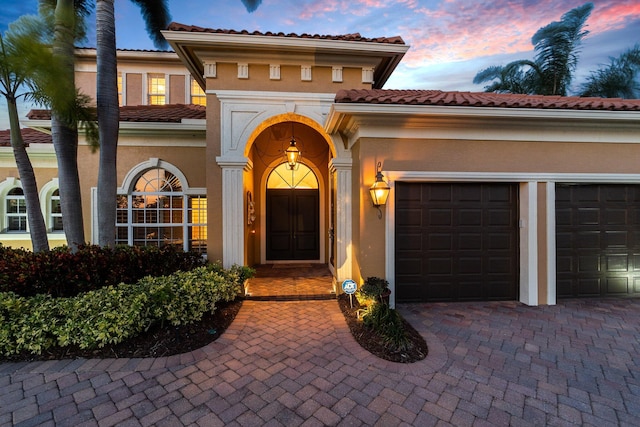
left=246, top=118, right=329, bottom=265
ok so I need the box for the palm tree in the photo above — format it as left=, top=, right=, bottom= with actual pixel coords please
left=96, top=0, right=171, bottom=247
left=45, top=0, right=92, bottom=251
left=474, top=3, right=593, bottom=96
left=580, top=45, right=640, bottom=98
left=95, top=0, right=262, bottom=247
left=0, top=28, right=49, bottom=252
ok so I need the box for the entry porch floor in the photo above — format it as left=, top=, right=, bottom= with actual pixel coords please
left=244, top=263, right=336, bottom=300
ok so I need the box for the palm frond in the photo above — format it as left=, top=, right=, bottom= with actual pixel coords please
left=241, top=0, right=263, bottom=12
left=129, top=0, right=172, bottom=49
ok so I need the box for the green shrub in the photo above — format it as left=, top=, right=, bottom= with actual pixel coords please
left=0, top=263, right=250, bottom=356
left=356, top=276, right=390, bottom=307
left=362, top=302, right=410, bottom=352
left=0, top=244, right=206, bottom=297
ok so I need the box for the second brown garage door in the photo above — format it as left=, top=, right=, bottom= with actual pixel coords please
left=395, top=182, right=519, bottom=302
left=556, top=184, right=640, bottom=298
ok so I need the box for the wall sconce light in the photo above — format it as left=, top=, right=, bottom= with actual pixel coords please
left=285, top=123, right=301, bottom=170
left=369, top=162, right=390, bottom=218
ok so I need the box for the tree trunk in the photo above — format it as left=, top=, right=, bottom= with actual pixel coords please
left=52, top=0, right=85, bottom=251
left=7, top=95, right=49, bottom=252
left=96, top=0, right=118, bottom=247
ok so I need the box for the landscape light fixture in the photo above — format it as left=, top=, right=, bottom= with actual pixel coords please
left=285, top=123, right=301, bottom=170
left=369, top=162, right=390, bottom=218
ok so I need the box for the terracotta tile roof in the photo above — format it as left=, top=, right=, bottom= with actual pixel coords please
left=335, top=89, right=640, bottom=111
left=0, top=128, right=52, bottom=146
left=166, top=22, right=405, bottom=45
left=27, top=104, right=206, bottom=122
left=119, top=104, right=206, bottom=122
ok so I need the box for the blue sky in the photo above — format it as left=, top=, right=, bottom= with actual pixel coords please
left=1, top=0, right=639, bottom=129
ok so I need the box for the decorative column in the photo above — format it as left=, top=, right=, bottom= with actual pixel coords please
left=330, top=157, right=353, bottom=283
left=216, top=157, right=252, bottom=268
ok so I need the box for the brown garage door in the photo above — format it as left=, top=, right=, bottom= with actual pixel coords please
left=395, top=182, right=519, bottom=302
left=556, top=184, right=640, bottom=298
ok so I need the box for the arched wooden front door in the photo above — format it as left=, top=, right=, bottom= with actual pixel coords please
left=266, top=163, right=319, bottom=261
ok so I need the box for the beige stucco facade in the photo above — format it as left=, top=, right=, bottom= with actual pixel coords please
left=4, top=27, right=640, bottom=306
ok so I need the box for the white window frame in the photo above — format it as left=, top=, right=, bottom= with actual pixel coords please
left=92, top=158, right=207, bottom=253
left=147, top=73, right=167, bottom=105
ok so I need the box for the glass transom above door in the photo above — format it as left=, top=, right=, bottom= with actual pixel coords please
left=267, top=163, right=318, bottom=189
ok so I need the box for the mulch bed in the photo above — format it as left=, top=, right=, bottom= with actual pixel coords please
left=337, top=293, right=428, bottom=363
left=2, top=296, right=428, bottom=364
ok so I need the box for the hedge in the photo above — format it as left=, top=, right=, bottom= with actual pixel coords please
left=0, top=264, right=254, bottom=356
left=0, top=244, right=206, bottom=297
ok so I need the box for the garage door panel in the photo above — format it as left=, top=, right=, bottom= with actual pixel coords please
left=488, top=185, right=513, bottom=202
left=429, top=209, right=452, bottom=226
left=459, top=185, right=482, bottom=201
left=487, top=209, right=514, bottom=227
left=396, top=258, right=421, bottom=275
left=578, top=255, right=600, bottom=272
left=606, top=254, right=628, bottom=271
left=606, top=209, right=627, bottom=225
left=556, top=209, right=572, bottom=226
left=458, top=257, right=482, bottom=274
left=578, top=208, right=600, bottom=225
left=605, top=231, right=628, bottom=247
left=396, top=182, right=518, bottom=302
left=428, top=257, right=452, bottom=274
left=396, top=183, right=422, bottom=202
left=556, top=184, right=640, bottom=298
left=427, top=185, right=452, bottom=202
left=428, top=234, right=452, bottom=250
left=458, top=233, right=481, bottom=250
left=606, top=277, right=629, bottom=294
left=459, top=282, right=483, bottom=300
left=397, top=233, right=422, bottom=251
left=488, top=258, right=513, bottom=274
left=577, top=231, right=600, bottom=248
left=488, top=233, right=513, bottom=250
left=578, top=278, right=601, bottom=295
left=459, top=209, right=482, bottom=226
left=557, top=256, right=573, bottom=273
left=397, top=209, right=421, bottom=227
left=604, top=186, right=628, bottom=201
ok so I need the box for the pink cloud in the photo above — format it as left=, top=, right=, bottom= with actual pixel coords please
left=397, top=0, right=640, bottom=67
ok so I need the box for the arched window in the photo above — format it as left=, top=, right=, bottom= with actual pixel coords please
left=267, top=163, right=318, bottom=189
left=6, top=187, right=27, bottom=232
left=116, top=167, right=207, bottom=253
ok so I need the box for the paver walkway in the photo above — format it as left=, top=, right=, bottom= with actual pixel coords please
left=2, top=277, right=640, bottom=425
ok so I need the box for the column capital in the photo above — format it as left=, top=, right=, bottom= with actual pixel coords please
left=216, top=157, right=253, bottom=171
left=329, top=157, right=352, bottom=173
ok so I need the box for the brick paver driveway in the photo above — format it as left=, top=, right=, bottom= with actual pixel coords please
left=1, top=298, right=639, bottom=426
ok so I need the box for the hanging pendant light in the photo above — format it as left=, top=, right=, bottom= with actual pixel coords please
left=285, top=123, right=301, bottom=170
left=285, top=137, right=301, bottom=170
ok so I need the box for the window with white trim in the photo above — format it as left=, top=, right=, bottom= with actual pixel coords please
left=147, top=73, right=166, bottom=105
left=6, top=187, right=27, bottom=232
left=116, top=167, right=207, bottom=253
left=190, top=77, right=206, bottom=106
left=50, top=189, right=63, bottom=231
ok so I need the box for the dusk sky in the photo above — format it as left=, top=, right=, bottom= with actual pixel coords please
left=1, top=0, right=639, bottom=129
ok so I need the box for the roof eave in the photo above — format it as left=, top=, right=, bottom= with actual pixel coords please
left=162, top=30, right=409, bottom=90
left=325, top=102, right=640, bottom=133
